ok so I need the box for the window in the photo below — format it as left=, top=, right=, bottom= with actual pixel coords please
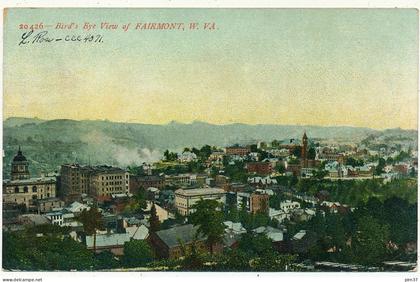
left=32, top=186, right=37, bottom=192
left=24, top=186, right=28, bottom=193
left=14, top=186, right=19, bottom=193
left=32, top=195, right=37, bottom=200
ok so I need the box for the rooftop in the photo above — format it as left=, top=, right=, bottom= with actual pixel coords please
left=175, top=188, right=226, bottom=197
left=155, top=224, right=206, bottom=248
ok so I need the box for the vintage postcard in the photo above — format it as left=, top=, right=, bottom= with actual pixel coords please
left=1, top=6, right=418, bottom=278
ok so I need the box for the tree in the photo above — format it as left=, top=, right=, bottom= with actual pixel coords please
left=199, top=145, right=213, bottom=161
left=76, top=206, right=103, bottom=253
left=190, top=199, right=225, bottom=255
left=179, top=235, right=204, bottom=270
left=224, top=249, right=251, bottom=271
left=122, top=240, right=154, bottom=268
left=238, top=233, right=273, bottom=257
left=292, top=146, right=302, bottom=158
left=275, top=163, right=286, bottom=174
left=94, top=251, right=120, bottom=270
left=308, top=147, right=316, bottom=160
left=134, top=189, right=148, bottom=210
left=149, top=202, right=160, bottom=232
left=375, top=158, right=386, bottom=175
left=352, top=215, right=390, bottom=266
left=346, top=157, right=364, bottom=167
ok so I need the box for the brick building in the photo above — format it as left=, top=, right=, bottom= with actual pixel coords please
left=247, top=162, right=273, bottom=175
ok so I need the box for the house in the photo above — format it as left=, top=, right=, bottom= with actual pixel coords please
left=178, top=152, right=197, bottom=163
left=223, top=221, right=246, bottom=235
left=18, top=214, right=50, bottom=226
left=291, top=230, right=318, bottom=253
left=269, top=208, right=290, bottom=223
left=143, top=201, right=173, bottom=222
left=149, top=224, right=213, bottom=259
left=67, top=201, right=90, bottom=214
left=248, top=176, right=278, bottom=187
left=85, top=232, right=131, bottom=255
left=36, top=197, right=65, bottom=213
left=223, top=221, right=246, bottom=248
left=125, top=224, right=149, bottom=240
left=252, top=226, right=284, bottom=242
left=279, top=200, right=300, bottom=212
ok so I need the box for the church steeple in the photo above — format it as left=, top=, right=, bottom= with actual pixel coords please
left=301, top=131, right=308, bottom=167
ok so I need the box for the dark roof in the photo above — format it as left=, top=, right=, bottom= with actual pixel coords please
left=155, top=224, right=206, bottom=248
left=13, top=147, right=27, bottom=162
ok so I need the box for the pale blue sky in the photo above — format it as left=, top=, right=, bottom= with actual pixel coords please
left=4, top=8, right=418, bottom=129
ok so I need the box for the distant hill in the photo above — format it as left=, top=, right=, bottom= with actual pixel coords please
left=3, top=117, right=414, bottom=177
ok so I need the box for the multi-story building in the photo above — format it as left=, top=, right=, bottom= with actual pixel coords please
left=129, top=175, right=165, bottom=194
left=225, top=145, right=251, bottom=157
left=89, top=166, right=130, bottom=202
left=165, top=174, right=196, bottom=186
left=174, top=188, right=226, bottom=216
left=250, top=192, right=269, bottom=214
left=3, top=148, right=57, bottom=209
left=246, top=162, right=273, bottom=175
left=60, top=164, right=129, bottom=202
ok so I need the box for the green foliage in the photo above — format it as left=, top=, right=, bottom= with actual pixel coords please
left=127, top=165, right=146, bottom=176
left=77, top=207, right=104, bottom=236
left=307, top=147, right=316, bottom=160
left=238, top=233, right=273, bottom=256
left=178, top=237, right=205, bottom=271
left=345, top=157, right=364, bottom=167
left=163, top=150, right=178, bottom=161
left=149, top=203, right=161, bottom=232
left=375, top=158, right=386, bottom=175
left=224, top=161, right=248, bottom=183
left=94, top=251, right=120, bottom=270
left=122, top=240, right=154, bottom=268
left=352, top=216, right=390, bottom=266
left=275, top=163, right=286, bottom=174
left=292, top=146, right=302, bottom=158
left=295, top=178, right=417, bottom=207
left=134, top=189, right=148, bottom=210
left=3, top=231, right=95, bottom=271
left=190, top=199, right=225, bottom=254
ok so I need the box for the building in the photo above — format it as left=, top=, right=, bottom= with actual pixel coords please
left=36, top=197, right=65, bottom=213
left=10, top=147, right=30, bottom=180
left=89, top=166, right=129, bottom=202
left=246, top=162, right=273, bottom=175
left=250, top=192, right=269, bottom=214
left=174, top=188, right=226, bottom=216
left=301, top=132, right=309, bottom=168
left=165, top=174, right=196, bottom=186
left=60, top=164, right=129, bottom=202
left=149, top=224, right=210, bottom=259
left=3, top=148, right=57, bottom=209
left=129, top=175, right=165, bottom=194
left=85, top=233, right=131, bottom=255
left=225, top=145, right=251, bottom=157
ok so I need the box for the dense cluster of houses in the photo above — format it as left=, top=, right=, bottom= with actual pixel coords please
left=2, top=132, right=417, bottom=263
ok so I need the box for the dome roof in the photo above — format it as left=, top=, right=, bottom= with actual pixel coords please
left=13, top=147, right=27, bottom=162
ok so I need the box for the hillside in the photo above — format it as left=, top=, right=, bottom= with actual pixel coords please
left=3, top=117, right=412, bottom=177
